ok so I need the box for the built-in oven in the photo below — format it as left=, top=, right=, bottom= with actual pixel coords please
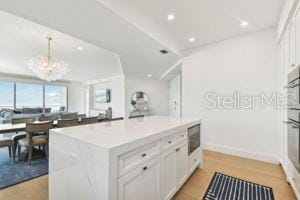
left=188, top=124, right=200, bottom=155
left=287, top=67, right=300, bottom=109
left=286, top=66, right=300, bottom=172
left=287, top=109, right=300, bottom=172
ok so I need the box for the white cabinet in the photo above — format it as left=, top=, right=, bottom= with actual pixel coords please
left=161, top=146, right=177, bottom=200
left=117, top=130, right=199, bottom=200
left=188, top=148, right=201, bottom=174
left=283, top=32, right=290, bottom=73
left=161, top=141, right=188, bottom=200
left=118, top=157, right=161, bottom=200
left=176, top=142, right=188, bottom=187
left=118, top=140, right=160, bottom=177
left=289, top=19, right=296, bottom=69
left=296, top=7, right=300, bottom=67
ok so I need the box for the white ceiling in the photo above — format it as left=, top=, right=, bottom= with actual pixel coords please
left=99, top=0, right=284, bottom=52
left=0, top=0, right=180, bottom=80
left=0, top=11, right=123, bottom=82
left=0, top=0, right=284, bottom=81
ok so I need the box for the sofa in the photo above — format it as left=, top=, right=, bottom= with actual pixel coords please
left=0, top=107, right=52, bottom=124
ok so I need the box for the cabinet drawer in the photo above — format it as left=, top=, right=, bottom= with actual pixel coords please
left=162, top=134, right=177, bottom=150
left=176, top=131, right=187, bottom=143
left=118, top=141, right=160, bottom=177
left=188, top=149, right=201, bottom=174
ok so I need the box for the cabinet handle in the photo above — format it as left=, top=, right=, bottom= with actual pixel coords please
left=141, top=153, right=146, bottom=157
left=143, top=166, right=147, bottom=171
left=168, top=141, right=172, bottom=144
left=284, top=82, right=300, bottom=88
left=283, top=121, right=292, bottom=124
left=176, top=148, right=180, bottom=152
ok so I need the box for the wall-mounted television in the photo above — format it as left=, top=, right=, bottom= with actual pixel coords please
left=95, top=89, right=111, bottom=103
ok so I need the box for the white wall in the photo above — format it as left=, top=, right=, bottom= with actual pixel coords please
left=68, top=82, right=85, bottom=114
left=125, top=78, right=169, bottom=118
left=89, top=76, right=125, bottom=118
left=182, top=28, right=281, bottom=163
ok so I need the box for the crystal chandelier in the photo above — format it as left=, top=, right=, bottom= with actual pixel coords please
left=27, top=36, right=70, bottom=81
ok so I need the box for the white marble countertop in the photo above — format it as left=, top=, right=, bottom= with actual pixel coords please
left=50, top=116, right=201, bottom=150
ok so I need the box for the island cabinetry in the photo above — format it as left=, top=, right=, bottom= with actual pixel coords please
left=117, top=157, right=161, bottom=200
left=117, top=130, right=189, bottom=200
left=49, top=116, right=202, bottom=200
left=176, top=141, right=188, bottom=187
left=161, top=140, right=188, bottom=200
left=118, top=140, right=160, bottom=177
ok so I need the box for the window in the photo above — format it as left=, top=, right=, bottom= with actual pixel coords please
left=0, top=81, right=14, bottom=109
left=45, top=85, right=67, bottom=113
left=16, top=83, right=43, bottom=108
left=0, top=81, right=68, bottom=123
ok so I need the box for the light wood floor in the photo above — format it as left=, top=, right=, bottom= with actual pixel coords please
left=0, top=150, right=295, bottom=200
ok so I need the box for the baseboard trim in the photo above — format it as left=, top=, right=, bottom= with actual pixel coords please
left=287, top=176, right=300, bottom=200
left=281, top=160, right=300, bottom=199
left=203, top=142, right=279, bottom=164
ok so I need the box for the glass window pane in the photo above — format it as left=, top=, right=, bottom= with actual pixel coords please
left=0, top=81, right=14, bottom=124
left=45, top=85, right=67, bottom=113
left=0, top=81, right=14, bottom=109
left=16, top=83, right=43, bottom=108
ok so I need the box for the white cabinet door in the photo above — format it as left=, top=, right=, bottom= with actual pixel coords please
left=176, top=142, right=188, bottom=187
left=118, top=157, right=160, bottom=200
left=161, top=147, right=177, bottom=200
left=295, top=7, right=300, bottom=67
left=289, top=19, right=296, bottom=69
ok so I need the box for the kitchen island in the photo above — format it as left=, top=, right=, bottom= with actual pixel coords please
left=49, top=116, right=202, bottom=200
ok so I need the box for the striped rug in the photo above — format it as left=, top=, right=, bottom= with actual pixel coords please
left=203, top=172, right=274, bottom=200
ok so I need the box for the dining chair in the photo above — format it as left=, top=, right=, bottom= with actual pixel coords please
left=129, top=115, right=144, bottom=119
left=0, top=137, right=15, bottom=163
left=11, top=117, right=35, bottom=160
left=61, top=112, right=78, bottom=119
left=81, top=117, right=98, bottom=125
left=57, top=118, right=79, bottom=128
left=12, top=117, right=35, bottom=125
left=39, top=115, right=58, bottom=121
left=17, top=121, right=53, bottom=165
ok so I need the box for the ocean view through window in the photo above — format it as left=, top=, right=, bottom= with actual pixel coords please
left=45, top=85, right=67, bottom=113
left=0, top=81, right=14, bottom=109
left=0, top=80, right=67, bottom=124
left=16, top=83, right=43, bottom=108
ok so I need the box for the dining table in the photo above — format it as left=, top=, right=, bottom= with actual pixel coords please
left=0, top=116, right=114, bottom=134
left=0, top=120, right=58, bottom=134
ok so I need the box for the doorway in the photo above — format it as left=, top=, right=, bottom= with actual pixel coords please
left=169, top=75, right=181, bottom=117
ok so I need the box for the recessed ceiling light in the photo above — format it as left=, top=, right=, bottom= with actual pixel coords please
left=77, top=46, right=83, bottom=51
left=240, top=21, right=248, bottom=27
left=167, top=14, right=175, bottom=21
left=148, top=74, right=152, bottom=77
left=189, top=37, right=195, bottom=42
